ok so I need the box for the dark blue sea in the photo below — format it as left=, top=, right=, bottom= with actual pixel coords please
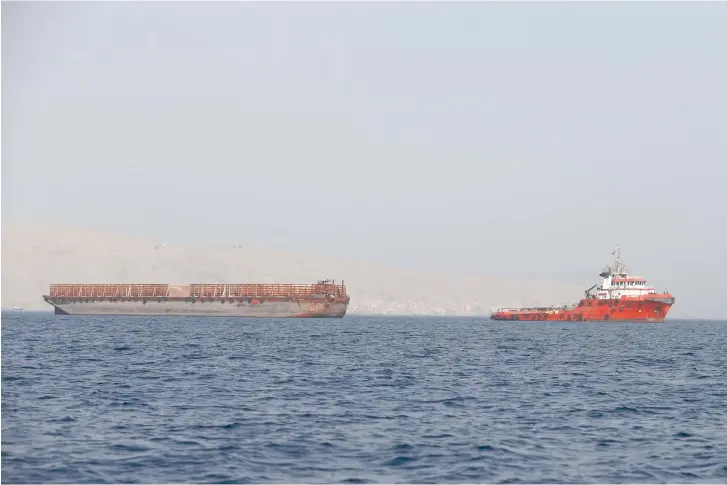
left=2, top=313, right=726, bottom=484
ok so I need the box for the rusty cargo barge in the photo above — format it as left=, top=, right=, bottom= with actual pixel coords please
left=43, top=279, right=350, bottom=318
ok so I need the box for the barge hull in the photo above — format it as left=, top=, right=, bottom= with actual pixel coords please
left=46, top=298, right=349, bottom=318
left=43, top=281, right=350, bottom=318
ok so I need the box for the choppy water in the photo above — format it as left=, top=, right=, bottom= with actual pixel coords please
left=2, top=313, right=726, bottom=484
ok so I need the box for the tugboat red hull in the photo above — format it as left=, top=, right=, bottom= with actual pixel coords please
left=490, top=246, right=674, bottom=322
left=490, top=294, right=675, bottom=322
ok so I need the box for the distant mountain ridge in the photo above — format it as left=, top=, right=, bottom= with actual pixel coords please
left=1, top=225, right=580, bottom=315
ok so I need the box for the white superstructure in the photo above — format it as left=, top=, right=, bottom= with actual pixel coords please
left=591, top=246, right=660, bottom=300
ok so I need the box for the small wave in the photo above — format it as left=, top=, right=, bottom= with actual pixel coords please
left=193, top=422, right=242, bottom=430
left=386, top=456, right=417, bottom=466
left=613, top=406, right=645, bottom=414
left=2, top=376, right=26, bottom=382
left=392, top=443, right=414, bottom=451
left=109, top=443, right=150, bottom=453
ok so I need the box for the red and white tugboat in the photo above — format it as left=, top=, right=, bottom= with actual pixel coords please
left=490, top=247, right=675, bottom=322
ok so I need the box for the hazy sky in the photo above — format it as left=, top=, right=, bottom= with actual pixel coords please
left=3, top=2, right=726, bottom=317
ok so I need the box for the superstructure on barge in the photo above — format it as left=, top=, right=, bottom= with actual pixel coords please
left=490, top=247, right=674, bottom=322
left=43, top=279, right=349, bottom=318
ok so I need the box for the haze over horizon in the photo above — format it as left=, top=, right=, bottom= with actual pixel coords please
left=2, top=2, right=726, bottom=318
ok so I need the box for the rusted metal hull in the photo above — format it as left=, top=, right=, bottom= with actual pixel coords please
left=43, top=281, right=350, bottom=318
left=46, top=297, right=349, bottom=318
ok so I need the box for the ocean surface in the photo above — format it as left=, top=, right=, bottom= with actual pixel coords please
left=2, top=313, right=726, bottom=484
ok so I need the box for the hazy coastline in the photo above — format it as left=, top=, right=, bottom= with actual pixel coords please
left=1, top=224, right=580, bottom=316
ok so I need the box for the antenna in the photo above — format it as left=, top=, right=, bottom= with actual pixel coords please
left=612, top=245, right=627, bottom=274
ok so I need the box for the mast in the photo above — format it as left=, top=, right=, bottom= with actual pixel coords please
left=612, top=245, right=626, bottom=274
